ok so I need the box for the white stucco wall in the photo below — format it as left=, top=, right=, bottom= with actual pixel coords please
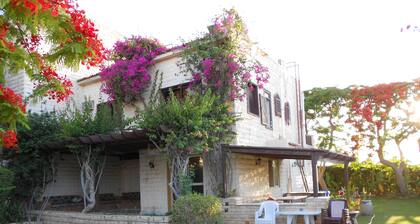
left=46, top=154, right=138, bottom=197
left=228, top=154, right=313, bottom=200
left=233, top=52, right=305, bottom=147
left=139, top=151, right=169, bottom=215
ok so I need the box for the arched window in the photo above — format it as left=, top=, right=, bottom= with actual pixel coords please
left=284, top=102, right=291, bottom=125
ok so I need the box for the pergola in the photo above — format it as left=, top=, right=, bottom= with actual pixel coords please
left=221, top=144, right=355, bottom=197
left=43, top=130, right=355, bottom=198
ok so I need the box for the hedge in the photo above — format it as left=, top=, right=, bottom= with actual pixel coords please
left=325, top=161, right=420, bottom=196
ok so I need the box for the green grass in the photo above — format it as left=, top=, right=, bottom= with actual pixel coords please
left=357, top=197, right=420, bottom=224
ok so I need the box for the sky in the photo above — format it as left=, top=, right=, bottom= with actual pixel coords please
left=78, top=0, right=420, bottom=90
left=77, top=0, right=420, bottom=163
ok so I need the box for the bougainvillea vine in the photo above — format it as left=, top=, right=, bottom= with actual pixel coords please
left=99, top=36, right=167, bottom=102
left=181, top=9, right=269, bottom=101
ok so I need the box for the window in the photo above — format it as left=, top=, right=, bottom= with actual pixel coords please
left=189, top=157, right=204, bottom=194
left=268, top=160, right=280, bottom=187
left=260, top=90, right=272, bottom=129
left=284, top=102, right=291, bottom=125
left=247, top=83, right=259, bottom=116
left=161, top=83, right=189, bottom=101
left=274, top=94, right=281, bottom=117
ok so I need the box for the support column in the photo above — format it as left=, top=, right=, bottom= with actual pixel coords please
left=311, top=154, right=319, bottom=197
left=344, top=161, right=349, bottom=190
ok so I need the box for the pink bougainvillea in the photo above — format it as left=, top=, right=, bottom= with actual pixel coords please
left=99, top=36, right=167, bottom=102
left=182, top=9, right=270, bottom=101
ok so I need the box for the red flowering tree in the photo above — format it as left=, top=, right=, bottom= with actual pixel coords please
left=0, top=0, right=106, bottom=149
left=348, top=80, right=419, bottom=195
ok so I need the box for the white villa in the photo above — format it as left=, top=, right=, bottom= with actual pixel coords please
left=5, top=47, right=353, bottom=223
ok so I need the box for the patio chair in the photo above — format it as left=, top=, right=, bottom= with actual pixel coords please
left=255, top=200, right=280, bottom=224
left=321, top=199, right=351, bottom=224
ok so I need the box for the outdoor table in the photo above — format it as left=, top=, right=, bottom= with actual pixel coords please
left=276, top=195, right=308, bottom=203
left=277, top=210, right=321, bottom=224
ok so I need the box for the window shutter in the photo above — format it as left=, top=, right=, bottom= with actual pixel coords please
left=247, top=83, right=259, bottom=115
left=274, top=94, right=281, bottom=117
left=285, top=102, right=290, bottom=125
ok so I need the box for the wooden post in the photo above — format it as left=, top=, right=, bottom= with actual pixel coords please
left=311, top=154, right=319, bottom=197
left=221, top=145, right=227, bottom=198
left=344, top=160, right=349, bottom=190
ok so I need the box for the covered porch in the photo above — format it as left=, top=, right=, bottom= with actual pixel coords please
left=39, top=129, right=172, bottom=221
left=220, top=144, right=354, bottom=224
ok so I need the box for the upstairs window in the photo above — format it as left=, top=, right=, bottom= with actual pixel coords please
left=247, top=83, right=259, bottom=116
left=161, top=83, right=189, bottom=101
left=284, top=102, right=291, bottom=125
left=260, top=90, right=272, bottom=129
left=274, top=94, right=281, bottom=117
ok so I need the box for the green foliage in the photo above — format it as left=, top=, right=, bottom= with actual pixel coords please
left=59, top=99, right=126, bottom=138
left=325, top=161, right=420, bottom=196
left=0, top=167, right=14, bottom=200
left=6, top=112, right=61, bottom=200
left=178, top=170, right=195, bottom=196
left=0, top=200, right=24, bottom=224
left=171, top=193, right=223, bottom=224
left=0, top=167, right=24, bottom=224
left=304, top=87, right=350, bottom=151
left=137, top=91, right=237, bottom=154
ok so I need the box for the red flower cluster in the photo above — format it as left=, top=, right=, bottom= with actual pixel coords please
left=66, top=6, right=106, bottom=68
left=0, top=24, right=16, bottom=52
left=21, top=34, right=41, bottom=52
left=38, top=66, right=73, bottom=102
left=0, top=85, right=26, bottom=113
left=0, top=130, right=18, bottom=149
left=10, top=0, right=106, bottom=67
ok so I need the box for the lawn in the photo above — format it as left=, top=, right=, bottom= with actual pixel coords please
left=357, top=197, right=420, bottom=224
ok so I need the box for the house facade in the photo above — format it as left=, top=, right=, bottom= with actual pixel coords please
left=5, top=46, right=352, bottom=223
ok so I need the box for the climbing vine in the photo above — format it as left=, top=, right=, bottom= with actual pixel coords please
left=180, top=9, right=269, bottom=101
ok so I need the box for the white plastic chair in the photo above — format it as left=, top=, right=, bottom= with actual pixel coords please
left=255, top=200, right=280, bottom=224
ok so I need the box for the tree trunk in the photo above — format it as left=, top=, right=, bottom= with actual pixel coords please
left=394, top=166, right=408, bottom=196
left=318, top=165, right=328, bottom=190
left=169, top=150, right=190, bottom=199
left=203, top=145, right=224, bottom=196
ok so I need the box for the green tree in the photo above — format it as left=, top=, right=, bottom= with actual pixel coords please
left=136, top=91, right=237, bottom=198
left=4, top=112, right=61, bottom=221
left=304, top=87, right=350, bottom=190
left=348, top=81, right=419, bottom=195
left=59, top=100, right=125, bottom=212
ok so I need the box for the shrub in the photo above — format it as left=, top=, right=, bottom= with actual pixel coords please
left=325, top=161, right=420, bottom=196
left=171, top=194, right=223, bottom=224
left=0, top=167, right=14, bottom=200
left=0, top=167, right=24, bottom=223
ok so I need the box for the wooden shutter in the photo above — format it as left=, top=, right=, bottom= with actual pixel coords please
left=274, top=94, right=281, bottom=117
left=285, top=102, right=290, bottom=125
left=247, top=84, right=259, bottom=115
